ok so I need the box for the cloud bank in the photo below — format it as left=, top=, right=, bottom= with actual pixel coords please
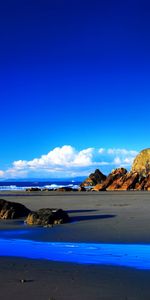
left=0, top=145, right=138, bottom=179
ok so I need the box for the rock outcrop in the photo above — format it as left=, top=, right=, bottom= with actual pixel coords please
left=80, top=149, right=150, bottom=191
left=81, top=169, right=106, bottom=187
left=117, top=172, right=139, bottom=191
left=0, top=199, right=70, bottom=226
left=132, top=148, right=150, bottom=176
left=93, top=168, right=127, bottom=191
left=139, top=174, right=150, bottom=191
left=92, top=171, right=150, bottom=191
left=26, top=208, right=70, bottom=226
left=144, top=174, right=150, bottom=191
left=0, top=199, right=31, bottom=219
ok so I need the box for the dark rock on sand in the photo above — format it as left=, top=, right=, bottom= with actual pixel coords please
left=26, top=188, right=41, bottom=192
left=81, top=169, right=106, bottom=187
left=0, top=199, right=31, bottom=219
left=78, top=186, right=86, bottom=191
left=26, top=208, right=70, bottom=226
left=56, top=187, right=73, bottom=192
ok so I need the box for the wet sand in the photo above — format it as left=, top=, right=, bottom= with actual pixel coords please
left=0, top=191, right=150, bottom=299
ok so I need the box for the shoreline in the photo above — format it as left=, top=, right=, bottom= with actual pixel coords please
left=1, top=190, right=150, bottom=244
left=1, top=191, right=150, bottom=299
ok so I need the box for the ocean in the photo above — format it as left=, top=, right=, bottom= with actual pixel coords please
left=0, top=180, right=82, bottom=191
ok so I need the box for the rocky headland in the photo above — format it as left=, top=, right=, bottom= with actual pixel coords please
left=132, top=148, right=150, bottom=176
left=81, top=148, right=150, bottom=191
left=80, top=169, right=106, bottom=187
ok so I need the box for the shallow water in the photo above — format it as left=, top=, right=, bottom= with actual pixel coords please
left=0, top=238, right=150, bottom=270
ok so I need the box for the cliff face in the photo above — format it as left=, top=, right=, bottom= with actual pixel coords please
left=132, top=148, right=150, bottom=176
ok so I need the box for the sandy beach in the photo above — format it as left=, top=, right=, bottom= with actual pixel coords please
left=1, top=191, right=150, bottom=299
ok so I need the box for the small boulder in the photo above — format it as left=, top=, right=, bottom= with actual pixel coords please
left=78, top=186, right=86, bottom=191
left=0, top=199, right=31, bottom=219
left=56, top=187, right=73, bottom=192
left=26, top=188, right=41, bottom=192
left=26, top=208, right=70, bottom=226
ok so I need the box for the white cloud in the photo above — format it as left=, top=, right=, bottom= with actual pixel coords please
left=1, top=168, right=28, bottom=179
left=98, top=148, right=138, bottom=167
left=13, top=146, right=94, bottom=170
left=98, top=148, right=105, bottom=154
left=113, top=157, right=122, bottom=165
left=0, top=145, right=138, bottom=179
left=13, top=160, right=27, bottom=169
left=0, top=170, right=4, bottom=177
left=107, top=148, right=137, bottom=156
left=73, top=148, right=94, bottom=166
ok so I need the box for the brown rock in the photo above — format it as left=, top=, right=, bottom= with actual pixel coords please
left=108, top=172, right=150, bottom=191
left=92, top=183, right=103, bottom=191
left=0, top=199, right=31, bottom=219
left=57, top=187, right=73, bottom=192
left=118, top=172, right=139, bottom=190
left=135, top=176, right=146, bottom=190
left=106, top=177, right=124, bottom=191
left=26, top=208, right=70, bottom=226
left=26, top=188, right=41, bottom=192
left=132, top=148, right=150, bottom=176
left=143, top=174, right=150, bottom=190
left=93, top=168, right=127, bottom=191
left=81, top=169, right=106, bottom=187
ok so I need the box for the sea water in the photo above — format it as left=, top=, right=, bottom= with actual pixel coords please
left=0, top=238, right=150, bottom=270
left=0, top=180, right=81, bottom=191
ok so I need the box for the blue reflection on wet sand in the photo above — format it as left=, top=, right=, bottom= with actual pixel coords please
left=0, top=238, right=150, bottom=270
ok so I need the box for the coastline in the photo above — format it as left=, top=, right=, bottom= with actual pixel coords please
left=1, top=191, right=150, bottom=299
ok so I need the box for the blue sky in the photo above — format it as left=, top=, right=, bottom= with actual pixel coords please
left=0, top=0, right=150, bottom=178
